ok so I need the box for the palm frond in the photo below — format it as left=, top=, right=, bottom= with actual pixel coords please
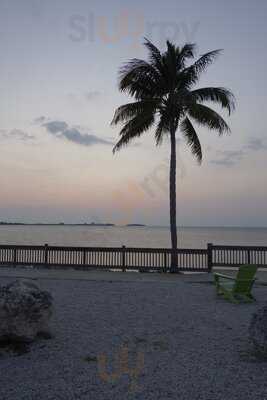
left=180, top=117, right=202, bottom=162
left=113, top=112, right=155, bottom=153
left=166, top=40, right=177, bottom=56
left=193, top=49, right=222, bottom=75
left=111, top=100, right=159, bottom=125
left=188, top=103, right=231, bottom=135
left=179, top=43, right=196, bottom=67
left=191, top=87, right=235, bottom=115
left=119, top=59, right=161, bottom=98
left=155, top=110, right=171, bottom=145
left=143, top=38, right=163, bottom=71
left=181, top=49, right=222, bottom=88
left=166, top=40, right=178, bottom=81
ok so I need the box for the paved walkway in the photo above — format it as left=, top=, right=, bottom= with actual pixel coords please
left=0, top=266, right=266, bottom=285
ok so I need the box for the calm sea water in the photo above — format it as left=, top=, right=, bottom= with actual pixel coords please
left=0, top=226, right=267, bottom=248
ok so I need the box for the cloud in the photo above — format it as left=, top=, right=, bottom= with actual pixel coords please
left=209, top=137, right=267, bottom=167
left=210, top=150, right=245, bottom=167
left=37, top=117, right=113, bottom=147
left=0, top=129, right=35, bottom=142
left=63, top=128, right=113, bottom=146
left=246, top=138, right=267, bottom=151
left=43, top=120, right=68, bottom=134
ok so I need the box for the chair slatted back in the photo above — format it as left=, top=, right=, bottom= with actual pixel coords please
left=234, top=265, right=257, bottom=294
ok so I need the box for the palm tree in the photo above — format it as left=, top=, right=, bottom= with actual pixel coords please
left=111, top=39, right=235, bottom=272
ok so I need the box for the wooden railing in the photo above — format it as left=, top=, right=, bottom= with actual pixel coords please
left=0, top=243, right=266, bottom=272
left=0, top=244, right=208, bottom=272
left=211, top=245, right=267, bottom=268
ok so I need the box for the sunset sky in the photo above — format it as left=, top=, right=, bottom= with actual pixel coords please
left=0, top=0, right=266, bottom=226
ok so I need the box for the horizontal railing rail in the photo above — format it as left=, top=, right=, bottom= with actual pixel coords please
left=0, top=243, right=266, bottom=272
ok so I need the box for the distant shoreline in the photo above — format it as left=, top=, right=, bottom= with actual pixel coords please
left=0, top=223, right=115, bottom=227
left=0, top=222, right=147, bottom=227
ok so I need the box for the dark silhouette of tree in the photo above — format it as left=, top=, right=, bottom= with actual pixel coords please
left=112, top=39, right=235, bottom=272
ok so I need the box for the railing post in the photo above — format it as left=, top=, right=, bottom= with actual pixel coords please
left=247, top=249, right=251, bottom=265
left=83, top=249, right=87, bottom=266
left=44, top=243, right=48, bottom=266
left=207, top=243, right=213, bottom=272
left=13, top=248, right=17, bottom=267
left=121, top=245, right=126, bottom=272
left=164, top=252, right=168, bottom=273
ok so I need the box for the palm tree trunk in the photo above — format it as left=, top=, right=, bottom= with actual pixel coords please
left=169, top=126, right=178, bottom=272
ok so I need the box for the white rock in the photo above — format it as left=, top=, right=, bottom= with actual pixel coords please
left=0, top=279, right=53, bottom=342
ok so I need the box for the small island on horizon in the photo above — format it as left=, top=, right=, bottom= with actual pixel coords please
left=126, top=224, right=146, bottom=227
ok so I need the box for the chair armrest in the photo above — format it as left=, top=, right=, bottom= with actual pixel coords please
left=214, top=273, right=236, bottom=281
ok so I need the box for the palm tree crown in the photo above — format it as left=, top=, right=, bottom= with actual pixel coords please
left=112, top=39, right=235, bottom=161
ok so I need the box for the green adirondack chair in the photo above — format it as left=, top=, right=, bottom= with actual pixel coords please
left=214, top=265, right=258, bottom=303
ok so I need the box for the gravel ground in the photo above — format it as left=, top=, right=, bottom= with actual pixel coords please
left=0, top=275, right=267, bottom=400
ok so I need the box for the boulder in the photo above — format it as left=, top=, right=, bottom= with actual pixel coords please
left=0, top=279, right=53, bottom=343
left=249, top=305, right=267, bottom=357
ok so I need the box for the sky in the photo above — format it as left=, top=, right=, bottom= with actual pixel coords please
left=0, top=0, right=267, bottom=226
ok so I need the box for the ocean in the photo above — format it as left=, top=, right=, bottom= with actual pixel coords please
left=0, top=225, right=267, bottom=248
